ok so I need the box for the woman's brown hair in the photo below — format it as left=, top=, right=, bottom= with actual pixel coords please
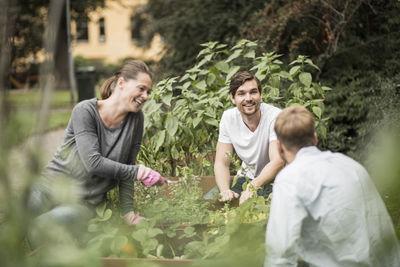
left=100, top=59, right=152, bottom=100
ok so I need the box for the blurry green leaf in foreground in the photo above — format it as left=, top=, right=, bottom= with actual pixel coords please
left=366, top=125, right=400, bottom=238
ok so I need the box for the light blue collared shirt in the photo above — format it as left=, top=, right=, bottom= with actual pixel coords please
left=265, top=146, right=400, bottom=267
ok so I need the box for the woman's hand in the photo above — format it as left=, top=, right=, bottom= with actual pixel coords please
left=137, top=165, right=165, bottom=187
left=122, top=211, right=148, bottom=225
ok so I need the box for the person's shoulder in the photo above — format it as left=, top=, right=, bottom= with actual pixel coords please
left=276, top=162, right=297, bottom=179
left=221, top=106, right=239, bottom=119
left=223, top=106, right=238, bottom=115
left=331, top=151, right=367, bottom=172
left=260, top=103, right=281, bottom=123
left=128, top=109, right=144, bottom=121
left=72, top=98, right=98, bottom=118
left=261, top=102, right=282, bottom=112
left=74, top=98, right=97, bottom=110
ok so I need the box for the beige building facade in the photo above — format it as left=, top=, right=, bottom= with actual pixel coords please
left=71, top=0, right=164, bottom=63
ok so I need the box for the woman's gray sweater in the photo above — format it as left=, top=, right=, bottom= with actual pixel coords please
left=45, top=98, right=142, bottom=214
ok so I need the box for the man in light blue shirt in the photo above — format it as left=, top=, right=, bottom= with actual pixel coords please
left=265, top=105, right=400, bottom=267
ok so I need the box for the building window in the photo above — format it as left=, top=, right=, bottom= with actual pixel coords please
left=76, top=16, right=89, bottom=42
left=99, top=18, right=106, bottom=43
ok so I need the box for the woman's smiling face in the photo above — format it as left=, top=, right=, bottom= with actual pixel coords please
left=120, top=72, right=152, bottom=112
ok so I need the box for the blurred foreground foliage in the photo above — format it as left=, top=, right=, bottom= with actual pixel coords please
left=366, top=116, right=400, bottom=238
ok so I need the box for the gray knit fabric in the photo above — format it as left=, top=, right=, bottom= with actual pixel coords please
left=45, top=98, right=143, bottom=214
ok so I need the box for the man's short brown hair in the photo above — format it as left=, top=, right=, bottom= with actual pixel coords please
left=274, top=105, right=315, bottom=151
left=229, top=71, right=261, bottom=96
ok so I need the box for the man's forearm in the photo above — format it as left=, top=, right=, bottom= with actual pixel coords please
left=251, top=159, right=284, bottom=188
left=214, top=163, right=231, bottom=191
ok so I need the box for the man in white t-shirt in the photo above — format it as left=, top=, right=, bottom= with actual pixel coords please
left=212, top=71, right=284, bottom=204
left=265, top=105, right=400, bottom=266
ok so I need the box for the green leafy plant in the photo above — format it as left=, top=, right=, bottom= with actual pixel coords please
left=86, top=178, right=271, bottom=260
left=86, top=203, right=131, bottom=257
left=140, top=39, right=330, bottom=176
left=134, top=167, right=211, bottom=224
left=131, top=220, right=164, bottom=257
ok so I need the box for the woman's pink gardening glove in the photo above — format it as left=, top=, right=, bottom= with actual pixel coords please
left=137, top=165, right=165, bottom=187
left=122, top=211, right=148, bottom=225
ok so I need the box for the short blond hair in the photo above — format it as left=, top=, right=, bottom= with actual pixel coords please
left=274, top=105, right=315, bottom=151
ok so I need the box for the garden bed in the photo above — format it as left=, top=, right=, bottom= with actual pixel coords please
left=84, top=173, right=271, bottom=264
left=27, top=174, right=268, bottom=266
left=102, top=257, right=194, bottom=267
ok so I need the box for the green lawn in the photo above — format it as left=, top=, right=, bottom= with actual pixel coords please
left=6, top=89, right=74, bottom=109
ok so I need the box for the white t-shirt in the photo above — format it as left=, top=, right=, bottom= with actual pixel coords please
left=265, top=146, right=400, bottom=267
left=218, top=103, right=281, bottom=179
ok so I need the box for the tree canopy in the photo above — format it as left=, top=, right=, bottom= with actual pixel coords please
left=142, top=0, right=266, bottom=77
left=142, top=0, right=399, bottom=78
left=10, top=0, right=105, bottom=71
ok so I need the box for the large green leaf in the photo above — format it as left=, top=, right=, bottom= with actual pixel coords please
left=204, top=118, right=219, bottom=127
left=147, top=228, right=163, bottom=238
left=207, top=73, right=216, bottom=86
left=154, top=130, right=165, bottom=151
left=226, top=66, right=240, bottom=82
left=171, top=145, right=179, bottom=160
left=100, top=209, right=112, bottom=221
left=182, top=81, right=191, bottom=90
left=161, top=93, right=173, bottom=106
left=87, top=235, right=105, bottom=249
left=143, top=239, right=158, bottom=252
left=299, top=72, right=312, bottom=87
left=244, top=50, right=255, bottom=59
left=312, top=106, right=322, bottom=119
left=196, top=80, right=207, bottom=90
left=144, top=100, right=162, bottom=116
left=192, top=117, right=202, bottom=128
left=226, top=49, right=242, bottom=63
left=132, top=229, right=147, bottom=243
left=269, top=76, right=280, bottom=89
left=165, top=115, right=179, bottom=136
left=305, top=58, right=320, bottom=70
left=215, top=61, right=230, bottom=73
left=289, top=66, right=301, bottom=77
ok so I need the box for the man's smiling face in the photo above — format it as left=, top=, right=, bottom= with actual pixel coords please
left=231, top=79, right=261, bottom=117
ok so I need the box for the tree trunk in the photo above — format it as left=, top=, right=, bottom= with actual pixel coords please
left=54, top=3, right=70, bottom=90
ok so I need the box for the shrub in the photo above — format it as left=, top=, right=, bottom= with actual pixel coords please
left=139, top=39, right=331, bottom=176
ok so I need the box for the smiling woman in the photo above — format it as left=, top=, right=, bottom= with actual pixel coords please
left=26, top=59, right=166, bottom=249
left=98, top=70, right=152, bottom=127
